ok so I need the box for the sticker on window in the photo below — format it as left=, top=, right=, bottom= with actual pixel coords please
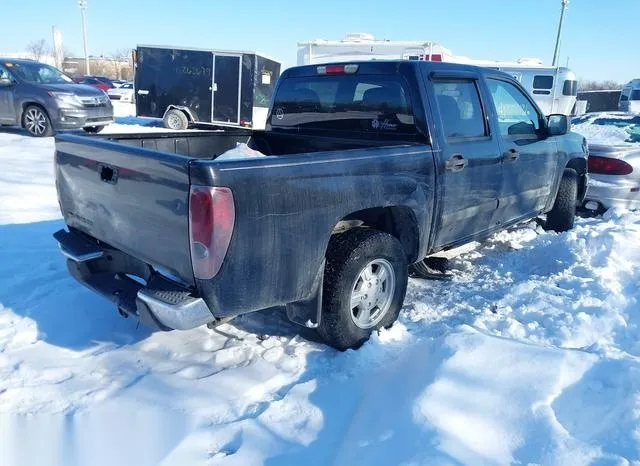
left=372, top=119, right=397, bottom=130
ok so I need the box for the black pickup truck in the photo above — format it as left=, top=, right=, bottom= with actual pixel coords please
left=54, top=61, right=588, bottom=350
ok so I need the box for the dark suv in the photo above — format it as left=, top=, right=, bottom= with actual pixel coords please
left=0, top=59, right=113, bottom=137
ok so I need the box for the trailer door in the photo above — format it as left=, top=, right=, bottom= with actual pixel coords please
left=212, top=54, right=242, bottom=124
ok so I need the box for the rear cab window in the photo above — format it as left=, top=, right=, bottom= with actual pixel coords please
left=269, top=71, right=420, bottom=141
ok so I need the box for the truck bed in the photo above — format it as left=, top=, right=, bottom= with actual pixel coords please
left=95, top=130, right=411, bottom=159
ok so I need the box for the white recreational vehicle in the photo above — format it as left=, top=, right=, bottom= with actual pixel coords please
left=297, top=34, right=578, bottom=115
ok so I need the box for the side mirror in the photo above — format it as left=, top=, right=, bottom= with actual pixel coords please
left=0, top=78, right=14, bottom=88
left=547, top=114, right=569, bottom=136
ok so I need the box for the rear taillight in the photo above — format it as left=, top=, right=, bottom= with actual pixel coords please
left=188, top=186, right=235, bottom=279
left=429, top=54, right=443, bottom=62
left=317, top=64, right=359, bottom=75
left=588, top=156, right=633, bottom=176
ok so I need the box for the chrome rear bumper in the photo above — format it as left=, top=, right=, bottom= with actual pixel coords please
left=54, top=229, right=214, bottom=331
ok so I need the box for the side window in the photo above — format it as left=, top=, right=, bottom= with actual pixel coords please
left=0, top=66, right=9, bottom=80
left=487, top=78, right=542, bottom=138
left=433, top=81, right=486, bottom=140
left=533, top=75, right=554, bottom=89
left=563, top=80, right=578, bottom=96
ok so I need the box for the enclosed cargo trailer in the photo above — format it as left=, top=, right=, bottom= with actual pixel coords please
left=134, top=45, right=281, bottom=130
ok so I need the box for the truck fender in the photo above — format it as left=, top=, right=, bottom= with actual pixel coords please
left=163, top=105, right=196, bottom=122
left=566, top=155, right=588, bottom=202
left=285, top=258, right=325, bottom=328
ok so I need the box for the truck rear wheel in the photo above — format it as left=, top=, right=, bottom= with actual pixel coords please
left=163, top=109, right=189, bottom=130
left=318, top=228, right=408, bottom=351
left=545, top=168, right=578, bottom=233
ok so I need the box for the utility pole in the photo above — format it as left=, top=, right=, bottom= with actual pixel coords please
left=552, top=0, right=569, bottom=67
left=78, top=0, right=90, bottom=75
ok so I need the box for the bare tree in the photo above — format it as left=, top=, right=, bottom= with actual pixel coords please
left=114, top=48, right=131, bottom=60
left=579, top=80, right=623, bottom=91
left=26, top=39, right=49, bottom=61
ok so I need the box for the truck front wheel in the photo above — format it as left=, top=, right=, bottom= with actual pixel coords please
left=545, top=168, right=578, bottom=233
left=318, top=229, right=408, bottom=351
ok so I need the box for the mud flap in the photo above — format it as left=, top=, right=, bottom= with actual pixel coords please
left=285, top=259, right=325, bottom=328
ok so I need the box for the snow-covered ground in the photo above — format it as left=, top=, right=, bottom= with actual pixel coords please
left=572, top=112, right=640, bottom=145
left=1, top=109, right=640, bottom=466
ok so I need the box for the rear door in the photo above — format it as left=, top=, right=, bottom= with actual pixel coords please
left=484, top=76, right=559, bottom=225
left=429, top=76, right=503, bottom=248
left=212, top=54, right=242, bottom=124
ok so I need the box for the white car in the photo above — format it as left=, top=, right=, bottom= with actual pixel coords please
left=572, top=112, right=640, bottom=212
left=107, top=82, right=135, bottom=102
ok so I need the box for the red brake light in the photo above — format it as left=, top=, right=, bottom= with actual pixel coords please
left=317, top=64, right=359, bottom=75
left=188, top=186, right=235, bottom=279
left=430, top=54, right=443, bottom=62
left=588, top=156, right=633, bottom=176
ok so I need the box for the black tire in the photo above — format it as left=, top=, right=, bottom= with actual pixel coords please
left=22, top=105, right=53, bottom=137
left=83, top=125, right=105, bottom=134
left=545, top=168, right=578, bottom=233
left=163, top=109, right=189, bottom=130
left=318, top=228, right=408, bottom=351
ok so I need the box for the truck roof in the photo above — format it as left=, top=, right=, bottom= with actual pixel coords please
left=284, top=60, right=513, bottom=79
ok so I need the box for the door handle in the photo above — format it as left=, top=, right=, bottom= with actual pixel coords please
left=445, top=154, right=468, bottom=172
left=504, top=148, right=519, bottom=161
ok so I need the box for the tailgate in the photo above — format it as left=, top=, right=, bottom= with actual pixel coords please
left=54, top=134, right=194, bottom=285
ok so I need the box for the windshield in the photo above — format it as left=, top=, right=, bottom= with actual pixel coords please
left=270, top=74, right=419, bottom=140
left=5, top=61, right=73, bottom=84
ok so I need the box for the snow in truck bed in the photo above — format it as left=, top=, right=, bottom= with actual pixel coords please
left=1, top=106, right=640, bottom=466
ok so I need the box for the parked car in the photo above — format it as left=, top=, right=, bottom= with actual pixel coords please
left=107, top=82, right=134, bottom=102
left=53, top=61, right=587, bottom=350
left=572, top=112, right=640, bottom=212
left=619, top=79, right=640, bottom=113
left=74, top=76, right=114, bottom=92
left=0, top=59, right=113, bottom=136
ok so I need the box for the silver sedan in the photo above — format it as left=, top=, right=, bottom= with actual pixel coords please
left=572, top=113, right=640, bottom=212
